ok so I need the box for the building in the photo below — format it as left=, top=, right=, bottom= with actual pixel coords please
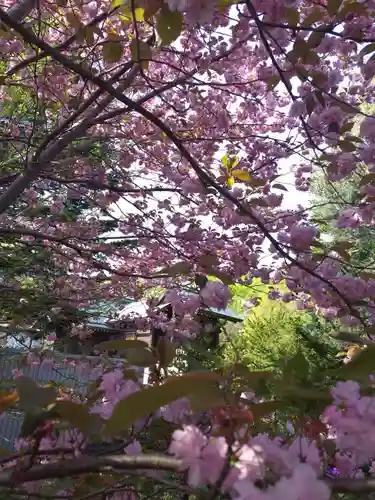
left=0, top=284, right=243, bottom=453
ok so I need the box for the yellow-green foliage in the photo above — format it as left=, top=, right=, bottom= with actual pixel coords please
left=224, top=279, right=332, bottom=374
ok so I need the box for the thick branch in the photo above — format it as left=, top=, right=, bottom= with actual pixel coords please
left=1, top=452, right=375, bottom=494
left=326, top=477, right=375, bottom=493
left=0, top=454, right=182, bottom=486
left=3, top=0, right=36, bottom=24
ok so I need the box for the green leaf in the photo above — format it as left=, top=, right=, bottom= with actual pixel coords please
left=281, top=386, right=331, bottom=402
left=102, top=41, right=124, bottom=63
left=283, top=6, right=299, bottom=25
left=227, top=176, right=235, bottom=189
left=156, top=337, right=176, bottom=368
left=97, top=339, right=150, bottom=351
left=250, top=401, right=284, bottom=420
left=97, top=340, right=156, bottom=367
left=338, top=140, right=356, bottom=152
left=232, top=169, right=251, bottom=182
left=118, top=5, right=145, bottom=21
left=306, top=94, right=315, bottom=115
left=293, top=37, right=310, bottom=58
left=65, top=11, right=82, bottom=29
left=82, top=26, right=95, bottom=45
left=227, top=364, right=274, bottom=391
left=130, top=39, right=152, bottom=70
left=302, top=8, right=325, bottom=26
left=199, top=253, right=220, bottom=268
left=330, top=332, right=366, bottom=346
left=336, top=100, right=357, bottom=114
left=207, top=268, right=234, bottom=285
left=313, top=90, right=325, bottom=107
left=336, top=344, right=375, bottom=381
left=218, top=0, right=238, bottom=9
left=134, top=7, right=145, bottom=21
left=156, top=6, right=183, bottom=46
left=189, top=385, right=229, bottom=412
left=124, top=347, right=156, bottom=367
left=272, top=183, right=288, bottom=192
left=340, top=121, right=355, bottom=133
left=221, top=154, right=229, bottom=168
left=160, top=261, right=192, bottom=276
left=20, top=410, right=59, bottom=438
left=283, top=351, right=309, bottom=381
left=16, top=377, right=56, bottom=412
left=360, top=173, right=375, bottom=187
left=327, top=0, right=342, bottom=17
left=54, top=401, right=103, bottom=435
left=104, top=372, right=223, bottom=436
left=304, top=50, right=320, bottom=65
left=144, top=3, right=161, bottom=19
left=308, top=31, right=325, bottom=49
left=359, top=43, right=375, bottom=58
left=267, top=74, right=280, bottom=91
left=338, top=1, right=366, bottom=19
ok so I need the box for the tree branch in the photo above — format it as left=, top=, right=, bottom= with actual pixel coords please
left=0, top=454, right=182, bottom=486
left=0, top=8, right=366, bottom=324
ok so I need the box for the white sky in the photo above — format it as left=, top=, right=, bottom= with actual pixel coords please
left=108, top=6, right=313, bottom=262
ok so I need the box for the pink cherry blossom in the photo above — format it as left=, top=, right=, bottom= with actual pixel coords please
left=200, top=281, right=232, bottom=309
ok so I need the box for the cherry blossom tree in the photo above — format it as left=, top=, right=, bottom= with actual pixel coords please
left=2, top=0, right=375, bottom=498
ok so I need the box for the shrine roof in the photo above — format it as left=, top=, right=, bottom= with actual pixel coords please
left=84, top=288, right=243, bottom=331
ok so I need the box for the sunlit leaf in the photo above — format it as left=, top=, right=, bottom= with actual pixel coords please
left=232, top=170, right=251, bottom=181
left=205, top=267, right=234, bottom=285
left=227, top=176, right=235, bottom=189
left=156, top=6, right=183, bottom=46
left=222, top=154, right=229, bottom=168
left=0, top=392, right=18, bottom=414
